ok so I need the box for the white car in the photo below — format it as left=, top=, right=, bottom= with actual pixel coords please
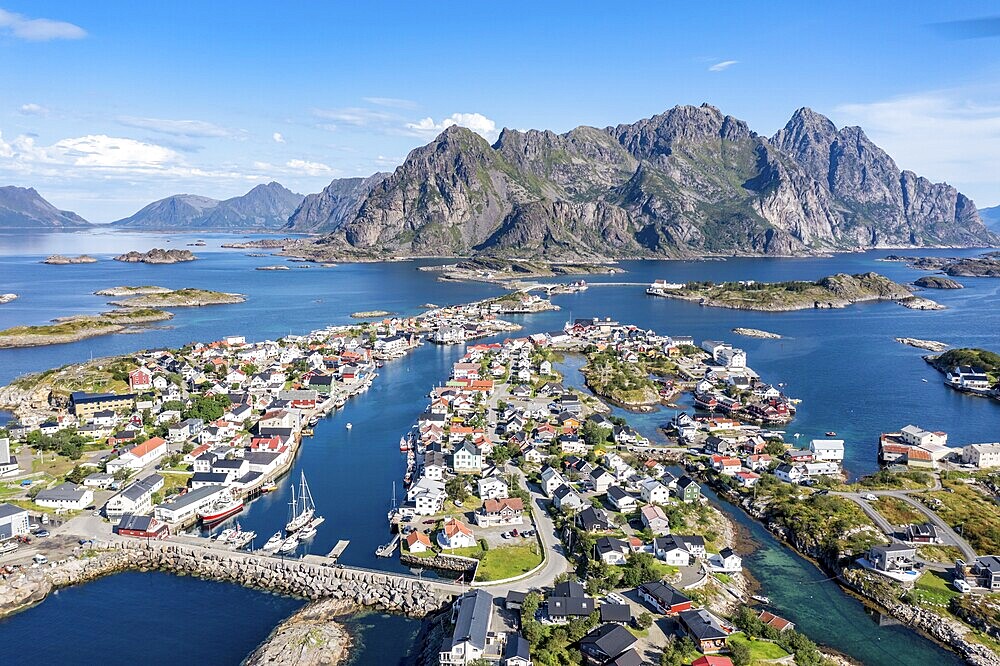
left=862, top=494, right=878, bottom=502
left=952, top=579, right=971, bottom=594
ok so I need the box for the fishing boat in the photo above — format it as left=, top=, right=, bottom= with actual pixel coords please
left=826, top=431, right=837, bottom=437
left=199, top=492, right=244, bottom=524
left=285, top=472, right=316, bottom=533
left=345, top=422, right=353, bottom=430
left=262, top=532, right=284, bottom=553
left=750, top=594, right=771, bottom=604
left=399, top=435, right=412, bottom=452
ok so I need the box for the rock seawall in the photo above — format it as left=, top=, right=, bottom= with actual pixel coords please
left=0, top=541, right=451, bottom=620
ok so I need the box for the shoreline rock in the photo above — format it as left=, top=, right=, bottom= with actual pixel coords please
left=243, top=597, right=357, bottom=666
left=914, top=276, right=964, bottom=289
left=896, top=337, right=950, bottom=352
left=350, top=310, right=393, bottom=319
left=94, top=286, right=172, bottom=296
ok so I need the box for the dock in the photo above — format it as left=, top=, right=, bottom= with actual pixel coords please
left=327, top=540, right=350, bottom=560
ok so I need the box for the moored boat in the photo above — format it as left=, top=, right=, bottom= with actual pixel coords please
left=285, top=471, right=316, bottom=533
left=261, top=532, right=283, bottom=553
left=199, top=493, right=244, bottom=524
left=278, top=535, right=299, bottom=554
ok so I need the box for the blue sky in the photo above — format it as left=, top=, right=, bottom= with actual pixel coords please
left=2, top=1, right=999, bottom=221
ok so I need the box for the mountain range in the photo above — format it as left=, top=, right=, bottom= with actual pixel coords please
left=0, top=186, right=91, bottom=228
left=112, top=182, right=304, bottom=230
left=301, top=104, right=996, bottom=259
left=981, top=205, right=1000, bottom=233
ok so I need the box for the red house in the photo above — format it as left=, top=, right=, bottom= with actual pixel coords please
left=638, top=581, right=692, bottom=615
left=128, top=368, right=153, bottom=390
left=115, top=513, right=169, bottom=539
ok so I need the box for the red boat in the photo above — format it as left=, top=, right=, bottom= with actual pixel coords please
left=199, top=495, right=244, bottom=524
left=399, top=435, right=412, bottom=452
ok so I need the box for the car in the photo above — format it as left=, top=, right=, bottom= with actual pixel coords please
left=28, top=523, right=39, bottom=531
left=35, top=529, right=50, bottom=538
left=453, top=500, right=464, bottom=508
left=511, top=529, right=519, bottom=537
left=953, top=579, right=972, bottom=593
left=32, top=554, right=48, bottom=565
left=501, top=532, right=509, bottom=539
left=863, top=493, right=878, bottom=502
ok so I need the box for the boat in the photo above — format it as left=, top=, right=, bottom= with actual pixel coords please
left=278, top=535, right=300, bottom=554
left=297, top=522, right=318, bottom=540
left=285, top=471, right=316, bottom=533
left=826, top=431, right=837, bottom=437
left=213, top=527, right=236, bottom=542
left=750, top=594, right=770, bottom=604
left=399, top=435, right=411, bottom=452
left=230, top=529, right=256, bottom=549
left=261, top=532, right=284, bottom=553
left=199, top=493, right=244, bottom=524
left=262, top=481, right=279, bottom=493
left=345, top=422, right=353, bottom=430
left=375, top=534, right=400, bottom=557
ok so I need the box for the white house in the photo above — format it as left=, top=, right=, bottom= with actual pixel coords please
left=809, top=439, right=845, bottom=463
left=640, top=504, right=671, bottom=535
left=439, top=590, right=497, bottom=666
left=596, top=537, right=631, bottom=565
left=35, top=483, right=94, bottom=511
left=962, top=443, right=1000, bottom=469
left=438, top=518, right=477, bottom=550
left=106, top=437, right=168, bottom=474
left=105, top=474, right=164, bottom=521
left=639, top=478, right=670, bottom=505
left=607, top=486, right=637, bottom=512
left=654, top=536, right=691, bottom=566
left=477, top=476, right=509, bottom=501
left=804, top=461, right=841, bottom=478
left=540, top=467, right=565, bottom=497
left=775, top=463, right=804, bottom=484
left=0, top=503, right=30, bottom=540
left=553, top=484, right=584, bottom=512
left=708, top=547, right=742, bottom=573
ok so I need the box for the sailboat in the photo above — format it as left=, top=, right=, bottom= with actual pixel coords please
left=285, top=471, right=316, bottom=533
left=387, top=481, right=398, bottom=522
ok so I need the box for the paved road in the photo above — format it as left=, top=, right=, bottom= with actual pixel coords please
left=834, top=488, right=977, bottom=562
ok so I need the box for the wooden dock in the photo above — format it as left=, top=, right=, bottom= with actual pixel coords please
left=327, top=540, right=350, bottom=560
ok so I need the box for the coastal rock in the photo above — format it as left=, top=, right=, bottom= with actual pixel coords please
left=94, top=286, right=172, bottom=296
left=43, top=254, right=98, bottom=265
left=114, top=248, right=197, bottom=264
left=914, top=275, right=963, bottom=289
left=256, top=265, right=291, bottom=271
left=898, top=296, right=945, bottom=311
left=244, top=598, right=357, bottom=666
left=895, top=337, right=950, bottom=352
left=731, top=327, right=782, bottom=339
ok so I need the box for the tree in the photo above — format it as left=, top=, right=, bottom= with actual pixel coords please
left=445, top=476, right=469, bottom=503
left=66, top=465, right=88, bottom=484
left=636, top=611, right=653, bottom=629
left=491, top=444, right=512, bottom=468
left=765, top=439, right=787, bottom=457
left=730, top=639, right=752, bottom=666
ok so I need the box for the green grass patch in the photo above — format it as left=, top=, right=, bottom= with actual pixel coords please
left=872, top=496, right=924, bottom=525
left=727, top=633, right=791, bottom=661
left=909, top=571, right=960, bottom=607
left=920, top=480, right=1000, bottom=554
left=474, top=544, right=542, bottom=581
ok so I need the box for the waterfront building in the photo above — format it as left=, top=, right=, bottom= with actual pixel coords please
left=114, top=513, right=169, bottom=539
left=676, top=476, right=701, bottom=503
left=946, top=366, right=992, bottom=392
left=962, top=443, right=1000, bottom=469
left=438, top=517, right=477, bottom=550
left=439, top=589, right=500, bottom=666
left=808, top=439, right=845, bottom=463
left=154, top=485, right=227, bottom=523
left=0, top=503, right=30, bottom=540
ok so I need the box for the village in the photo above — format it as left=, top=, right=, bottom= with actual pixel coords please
left=1, top=299, right=999, bottom=666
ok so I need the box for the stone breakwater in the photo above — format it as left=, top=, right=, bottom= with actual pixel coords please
left=0, top=541, right=452, bottom=620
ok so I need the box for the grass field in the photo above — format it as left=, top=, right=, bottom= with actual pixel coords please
left=872, top=496, right=924, bottom=525
left=475, top=544, right=542, bottom=581
left=909, top=571, right=960, bottom=607
left=727, top=633, right=791, bottom=662
left=921, top=480, right=1000, bottom=554
left=917, top=544, right=964, bottom=563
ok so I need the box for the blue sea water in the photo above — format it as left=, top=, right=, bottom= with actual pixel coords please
left=0, top=230, right=996, bottom=664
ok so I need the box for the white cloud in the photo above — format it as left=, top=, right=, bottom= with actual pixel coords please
left=272, top=132, right=285, bottom=143
left=835, top=92, right=1000, bottom=205
left=708, top=60, right=738, bottom=72
left=362, top=96, right=418, bottom=109
left=117, top=116, right=236, bottom=138
left=0, top=8, right=86, bottom=41
left=19, top=103, right=49, bottom=116
left=286, top=159, right=333, bottom=176
left=405, top=112, right=498, bottom=140
left=51, top=135, right=179, bottom=168
left=313, top=107, right=397, bottom=128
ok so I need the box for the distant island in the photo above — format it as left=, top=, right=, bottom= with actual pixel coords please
left=895, top=337, right=950, bottom=352
left=351, top=310, right=393, bottom=319
left=0, top=308, right=173, bottom=348
left=423, top=257, right=623, bottom=283
left=647, top=273, right=925, bottom=311
left=913, top=276, right=963, bottom=289
left=105, top=288, right=245, bottom=308
left=732, top=327, right=782, bottom=339
left=884, top=252, right=1000, bottom=278
left=114, top=248, right=197, bottom=264
left=43, top=254, right=98, bottom=265
left=94, top=286, right=172, bottom=296
left=256, top=265, right=290, bottom=271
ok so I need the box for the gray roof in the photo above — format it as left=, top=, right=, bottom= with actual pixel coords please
left=120, top=474, right=163, bottom=502
left=36, top=482, right=87, bottom=502
left=679, top=609, right=729, bottom=641
left=0, top=502, right=27, bottom=520
left=191, top=472, right=231, bottom=484
left=581, top=624, right=637, bottom=660
left=640, top=581, right=690, bottom=608
left=503, top=633, right=531, bottom=661
left=158, top=485, right=225, bottom=511
left=600, top=603, right=632, bottom=624
left=245, top=451, right=281, bottom=465
left=451, top=589, right=493, bottom=650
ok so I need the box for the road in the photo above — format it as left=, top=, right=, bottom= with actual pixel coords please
left=834, top=487, right=977, bottom=562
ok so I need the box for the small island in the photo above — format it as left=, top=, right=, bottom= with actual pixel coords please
left=884, top=252, right=1000, bottom=278
left=255, top=265, right=290, bottom=271
left=895, top=337, right=950, bottom=352
left=732, top=327, right=782, bottom=339
left=351, top=310, right=393, bottom=319
left=914, top=276, right=963, bottom=289
left=94, top=286, right=172, bottom=296
left=424, top=257, right=624, bottom=283
left=0, top=308, right=173, bottom=348
left=925, top=348, right=1000, bottom=377
left=114, top=248, right=197, bottom=264
left=0, top=293, right=16, bottom=305
left=42, top=254, right=98, bottom=265
left=650, top=273, right=916, bottom=311
left=106, top=288, right=245, bottom=308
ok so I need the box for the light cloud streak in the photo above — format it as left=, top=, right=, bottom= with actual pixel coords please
left=708, top=60, right=738, bottom=72
left=0, top=8, right=86, bottom=41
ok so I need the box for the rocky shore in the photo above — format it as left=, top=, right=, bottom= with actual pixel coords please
left=896, top=337, right=950, bottom=352
left=256, top=264, right=290, bottom=270
left=114, top=248, right=197, bottom=264
left=915, top=276, right=964, bottom=289
left=107, top=288, right=246, bottom=308
left=94, top=286, right=172, bottom=296
left=243, top=597, right=357, bottom=666
left=0, top=308, right=173, bottom=348
left=350, top=310, right=393, bottom=319
left=42, top=254, right=98, bottom=265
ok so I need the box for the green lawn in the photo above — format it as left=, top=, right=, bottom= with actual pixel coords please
left=727, top=633, right=791, bottom=662
left=475, top=544, right=543, bottom=582
left=909, top=571, right=960, bottom=607
left=921, top=480, right=1000, bottom=554
left=872, top=496, right=924, bottom=525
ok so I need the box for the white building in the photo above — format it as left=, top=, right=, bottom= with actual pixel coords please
left=639, top=478, right=670, bottom=505
left=0, top=503, right=30, bottom=540
left=154, top=485, right=228, bottom=523
left=899, top=425, right=948, bottom=449
left=963, top=443, right=1000, bottom=469
left=35, top=483, right=94, bottom=511
left=477, top=477, right=509, bottom=501
left=105, top=474, right=164, bottom=521
left=809, top=439, right=845, bottom=463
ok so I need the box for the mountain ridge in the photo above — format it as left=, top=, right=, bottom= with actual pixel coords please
left=112, top=182, right=303, bottom=230
left=0, top=186, right=91, bottom=229
left=301, top=104, right=996, bottom=260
